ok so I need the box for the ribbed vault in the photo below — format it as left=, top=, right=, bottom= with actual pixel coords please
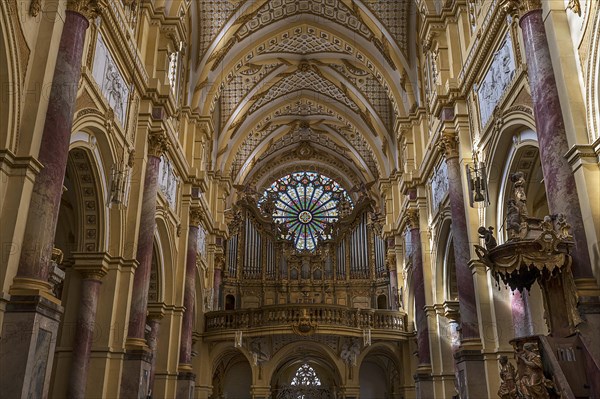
left=188, top=0, right=416, bottom=192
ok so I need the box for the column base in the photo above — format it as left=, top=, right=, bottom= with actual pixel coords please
left=119, top=347, right=153, bottom=399
left=8, top=277, right=61, bottom=305
left=0, top=295, right=63, bottom=399
left=176, top=371, right=196, bottom=399
left=414, top=364, right=434, bottom=399
left=453, top=342, right=488, bottom=399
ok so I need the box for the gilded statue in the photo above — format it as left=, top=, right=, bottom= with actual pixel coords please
left=516, top=343, right=553, bottom=399
left=497, top=355, right=518, bottom=399
left=506, top=172, right=529, bottom=239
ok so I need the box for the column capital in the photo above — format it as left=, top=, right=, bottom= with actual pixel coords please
left=71, top=252, right=110, bottom=280
left=405, top=209, right=420, bottom=230
left=438, top=131, right=460, bottom=159
left=67, top=0, right=101, bottom=20
left=214, top=254, right=225, bottom=270
left=148, top=131, right=169, bottom=158
left=506, top=0, right=542, bottom=17
left=189, top=207, right=204, bottom=226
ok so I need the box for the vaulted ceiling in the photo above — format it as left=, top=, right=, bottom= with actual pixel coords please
left=186, top=0, right=418, bottom=192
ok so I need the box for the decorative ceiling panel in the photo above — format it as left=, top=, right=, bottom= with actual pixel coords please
left=362, top=0, right=410, bottom=57
left=331, top=63, right=394, bottom=132
left=249, top=69, right=360, bottom=113
left=258, top=127, right=349, bottom=162
left=258, top=26, right=349, bottom=55
left=236, top=0, right=373, bottom=42
left=325, top=123, right=379, bottom=178
left=199, top=1, right=243, bottom=60
left=219, top=63, right=280, bottom=130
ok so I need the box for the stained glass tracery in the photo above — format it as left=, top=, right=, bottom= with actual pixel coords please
left=290, top=364, right=322, bottom=387
left=259, top=172, right=352, bottom=250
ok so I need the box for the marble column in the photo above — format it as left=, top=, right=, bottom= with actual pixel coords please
left=120, top=131, right=168, bottom=398
left=439, top=129, right=488, bottom=398
left=406, top=209, right=431, bottom=366
left=146, top=313, right=163, bottom=398
left=13, top=7, right=96, bottom=290
left=176, top=209, right=202, bottom=398
left=407, top=209, right=434, bottom=398
left=0, top=4, right=98, bottom=399
left=439, top=131, right=480, bottom=341
left=67, top=260, right=108, bottom=399
left=517, top=0, right=593, bottom=280
left=127, top=132, right=168, bottom=344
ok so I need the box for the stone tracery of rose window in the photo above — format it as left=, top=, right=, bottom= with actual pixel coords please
left=258, top=172, right=353, bottom=251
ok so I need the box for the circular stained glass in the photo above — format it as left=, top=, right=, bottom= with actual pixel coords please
left=258, top=172, right=353, bottom=251
left=298, top=211, right=312, bottom=224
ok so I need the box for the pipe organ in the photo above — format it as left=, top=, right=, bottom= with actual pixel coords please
left=222, top=197, right=391, bottom=309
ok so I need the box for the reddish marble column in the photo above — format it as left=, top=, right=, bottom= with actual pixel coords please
left=440, top=131, right=480, bottom=341
left=127, top=132, right=168, bottom=344
left=179, top=209, right=202, bottom=369
left=407, top=209, right=431, bottom=366
left=14, top=10, right=92, bottom=291
left=67, top=269, right=106, bottom=399
left=518, top=5, right=593, bottom=279
left=146, top=314, right=162, bottom=397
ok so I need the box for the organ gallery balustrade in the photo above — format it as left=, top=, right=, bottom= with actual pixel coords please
left=204, top=304, right=407, bottom=339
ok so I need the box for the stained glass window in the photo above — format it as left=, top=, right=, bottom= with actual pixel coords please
left=259, top=172, right=352, bottom=251
left=290, top=364, right=322, bottom=387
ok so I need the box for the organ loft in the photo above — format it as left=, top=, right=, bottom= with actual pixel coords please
left=1, top=0, right=600, bottom=398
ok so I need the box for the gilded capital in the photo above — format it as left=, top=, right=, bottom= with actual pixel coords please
left=81, top=269, right=108, bottom=281
left=438, top=132, right=460, bottom=159
left=405, top=209, right=420, bottom=230
left=148, top=131, right=169, bottom=158
left=189, top=207, right=204, bottom=226
left=67, top=0, right=101, bottom=20
left=214, top=254, right=225, bottom=270
left=506, top=0, right=542, bottom=16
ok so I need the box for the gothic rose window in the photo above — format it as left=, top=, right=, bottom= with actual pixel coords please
left=259, top=172, right=352, bottom=251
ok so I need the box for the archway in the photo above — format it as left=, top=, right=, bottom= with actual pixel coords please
left=211, top=350, right=253, bottom=399
left=49, top=147, right=104, bottom=397
left=358, top=345, right=402, bottom=398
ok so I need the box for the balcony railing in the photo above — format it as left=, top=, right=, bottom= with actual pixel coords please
left=204, top=304, right=407, bottom=337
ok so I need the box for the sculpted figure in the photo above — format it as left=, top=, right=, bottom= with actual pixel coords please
left=506, top=199, right=522, bottom=239
left=497, top=355, right=518, bottom=399
left=516, top=343, right=553, bottom=399
left=478, top=226, right=498, bottom=250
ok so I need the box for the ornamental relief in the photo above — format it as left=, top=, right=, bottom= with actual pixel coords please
left=429, top=161, right=449, bottom=214
left=92, top=33, right=130, bottom=125
left=476, top=32, right=517, bottom=128
left=158, top=155, right=179, bottom=210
